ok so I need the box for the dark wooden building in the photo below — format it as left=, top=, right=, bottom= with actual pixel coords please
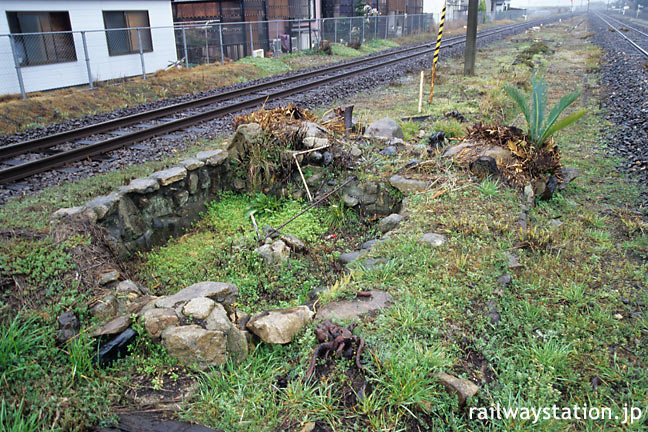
left=171, top=0, right=313, bottom=60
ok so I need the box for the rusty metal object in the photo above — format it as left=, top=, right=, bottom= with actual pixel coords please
left=305, top=320, right=365, bottom=380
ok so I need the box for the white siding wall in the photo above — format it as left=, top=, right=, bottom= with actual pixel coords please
left=0, top=0, right=177, bottom=96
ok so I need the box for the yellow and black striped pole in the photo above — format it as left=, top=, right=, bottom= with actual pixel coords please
left=429, top=2, right=446, bottom=104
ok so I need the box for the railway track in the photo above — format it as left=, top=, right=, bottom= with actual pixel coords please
left=0, top=17, right=562, bottom=185
left=595, top=12, right=648, bottom=57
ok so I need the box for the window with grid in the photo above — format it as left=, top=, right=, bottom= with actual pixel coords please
left=103, top=11, right=153, bottom=56
left=6, top=11, right=77, bottom=67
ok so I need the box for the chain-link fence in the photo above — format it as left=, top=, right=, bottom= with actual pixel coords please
left=1, top=10, right=533, bottom=99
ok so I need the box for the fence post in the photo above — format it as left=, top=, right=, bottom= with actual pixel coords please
left=385, top=16, right=388, bottom=39
left=361, top=17, right=365, bottom=42
left=8, top=35, right=26, bottom=100
left=219, top=23, right=225, bottom=65
left=81, top=31, right=94, bottom=89
left=374, top=16, right=377, bottom=39
left=308, top=20, right=312, bottom=49
left=205, top=26, right=209, bottom=64
left=137, top=28, right=146, bottom=79
left=276, top=20, right=279, bottom=56
left=298, top=19, right=301, bottom=52
left=250, top=22, right=255, bottom=54
left=182, top=26, right=189, bottom=68
left=334, top=18, right=337, bottom=43
left=348, top=18, right=352, bottom=43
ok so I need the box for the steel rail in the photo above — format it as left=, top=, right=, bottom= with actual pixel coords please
left=0, top=22, right=533, bottom=160
left=601, top=13, right=648, bottom=39
left=0, top=17, right=562, bottom=184
left=595, top=12, right=648, bottom=58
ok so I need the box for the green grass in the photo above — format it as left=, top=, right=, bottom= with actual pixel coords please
left=330, top=44, right=364, bottom=57
left=138, top=192, right=335, bottom=310
left=0, top=314, right=49, bottom=387
left=0, top=237, right=74, bottom=290
left=236, top=57, right=292, bottom=76
left=0, top=398, right=42, bottom=432
left=364, top=39, right=399, bottom=49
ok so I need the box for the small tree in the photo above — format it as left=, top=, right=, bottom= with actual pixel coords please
left=504, top=75, right=587, bottom=150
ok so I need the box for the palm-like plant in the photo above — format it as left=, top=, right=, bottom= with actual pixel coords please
left=504, top=75, right=587, bottom=149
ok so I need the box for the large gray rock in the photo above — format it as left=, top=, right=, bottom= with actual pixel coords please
left=246, top=306, right=314, bottom=344
left=149, top=167, right=187, bottom=186
left=161, top=325, right=227, bottom=368
left=225, top=327, right=249, bottom=361
left=389, top=175, right=429, bottom=194
left=141, top=308, right=179, bottom=339
left=316, top=290, right=391, bottom=321
left=90, top=294, right=119, bottom=320
left=155, top=282, right=238, bottom=309
left=116, top=280, right=143, bottom=297
left=361, top=239, right=382, bottom=250
left=85, top=192, right=122, bottom=220
left=98, top=270, right=120, bottom=286
left=122, top=178, right=159, bottom=194
left=442, top=141, right=474, bottom=158
left=443, top=141, right=514, bottom=167
left=303, top=137, right=329, bottom=149
left=51, top=206, right=83, bottom=220
left=183, top=297, right=216, bottom=320
left=228, top=123, right=263, bottom=160
left=379, top=213, right=404, bottom=234
left=92, top=316, right=131, bottom=337
left=205, top=303, right=232, bottom=332
left=179, top=158, right=205, bottom=171
left=195, top=149, right=227, bottom=166
left=366, top=118, right=404, bottom=140
left=436, top=372, right=479, bottom=407
left=302, top=121, right=329, bottom=138
left=56, top=312, right=80, bottom=344
left=558, top=166, right=579, bottom=191
left=255, top=240, right=290, bottom=265
left=339, top=250, right=366, bottom=265
left=280, top=234, right=306, bottom=252
left=422, top=233, right=447, bottom=247
left=204, top=304, right=248, bottom=360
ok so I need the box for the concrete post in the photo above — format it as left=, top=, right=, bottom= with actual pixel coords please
left=8, top=35, right=26, bottom=100
left=464, top=0, right=478, bottom=76
left=348, top=17, right=352, bottom=43
left=81, top=31, right=94, bottom=89
left=374, top=16, right=377, bottom=39
left=205, top=27, right=209, bottom=64
left=334, top=18, right=337, bottom=43
left=137, top=28, right=146, bottom=79
left=182, top=27, right=189, bottom=68
left=249, top=22, right=254, bottom=53
left=219, top=24, right=225, bottom=65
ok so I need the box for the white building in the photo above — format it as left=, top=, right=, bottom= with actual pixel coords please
left=0, top=0, right=177, bottom=96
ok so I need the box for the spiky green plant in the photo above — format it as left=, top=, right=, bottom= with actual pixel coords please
left=504, top=75, right=587, bottom=148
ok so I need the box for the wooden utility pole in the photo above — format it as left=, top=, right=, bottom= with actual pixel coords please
left=464, top=0, right=479, bottom=76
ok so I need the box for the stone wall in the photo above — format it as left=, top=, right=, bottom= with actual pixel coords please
left=52, top=148, right=234, bottom=259
left=51, top=120, right=406, bottom=258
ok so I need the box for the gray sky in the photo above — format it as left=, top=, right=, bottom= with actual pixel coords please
left=510, top=0, right=581, bottom=6
left=425, top=0, right=581, bottom=13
